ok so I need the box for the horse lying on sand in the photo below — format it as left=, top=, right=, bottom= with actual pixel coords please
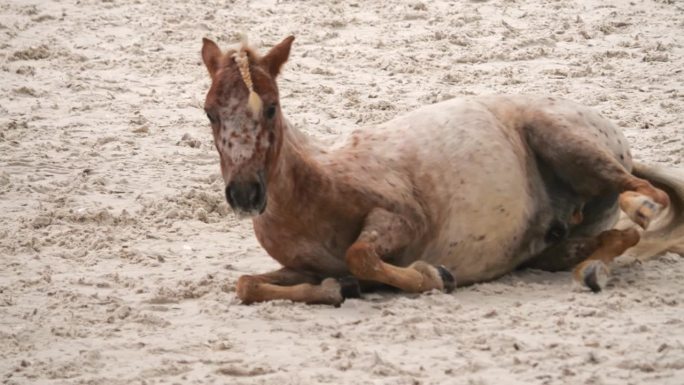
left=200, top=36, right=684, bottom=306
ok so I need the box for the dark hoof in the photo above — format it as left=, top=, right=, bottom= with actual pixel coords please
left=338, top=276, right=362, bottom=299
left=582, top=261, right=607, bottom=293
left=437, top=265, right=456, bottom=293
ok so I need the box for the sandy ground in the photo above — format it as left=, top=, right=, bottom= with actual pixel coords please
left=1, top=0, right=683, bottom=384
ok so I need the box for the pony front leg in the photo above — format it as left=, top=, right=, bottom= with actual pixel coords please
left=344, top=208, right=456, bottom=294
left=236, top=267, right=360, bottom=306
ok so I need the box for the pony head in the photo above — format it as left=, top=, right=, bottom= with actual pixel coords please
left=201, top=36, right=294, bottom=216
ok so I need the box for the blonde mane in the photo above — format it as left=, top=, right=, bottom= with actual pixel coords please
left=232, top=47, right=263, bottom=116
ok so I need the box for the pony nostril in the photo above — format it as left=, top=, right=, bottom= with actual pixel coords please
left=249, top=181, right=262, bottom=206
left=225, top=184, right=236, bottom=206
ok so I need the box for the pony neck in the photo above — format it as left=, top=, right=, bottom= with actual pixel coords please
left=264, top=119, right=329, bottom=214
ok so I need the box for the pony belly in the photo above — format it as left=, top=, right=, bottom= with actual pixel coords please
left=423, top=220, right=533, bottom=285
left=417, top=174, right=539, bottom=285
left=403, top=121, right=535, bottom=283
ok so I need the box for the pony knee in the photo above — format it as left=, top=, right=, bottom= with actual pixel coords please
left=345, top=242, right=382, bottom=280
left=235, top=275, right=262, bottom=305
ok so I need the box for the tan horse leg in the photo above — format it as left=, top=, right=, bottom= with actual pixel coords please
left=524, top=227, right=641, bottom=292
left=524, top=110, right=669, bottom=230
left=619, top=190, right=666, bottom=229
left=524, top=228, right=640, bottom=292
left=235, top=268, right=360, bottom=306
left=521, top=236, right=601, bottom=272
left=572, top=228, right=640, bottom=292
left=346, top=243, right=454, bottom=293
left=344, top=208, right=456, bottom=294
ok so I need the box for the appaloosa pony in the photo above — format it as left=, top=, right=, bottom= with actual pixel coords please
left=200, top=36, right=684, bottom=305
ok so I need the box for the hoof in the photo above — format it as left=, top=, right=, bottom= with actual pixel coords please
left=338, top=276, right=362, bottom=299
left=633, top=200, right=660, bottom=230
left=437, top=265, right=457, bottom=293
left=619, top=191, right=662, bottom=230
left=581, top=261, right=609, bottom=293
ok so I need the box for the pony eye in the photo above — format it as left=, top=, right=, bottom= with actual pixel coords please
left=265, top=104, right=277, bottom=119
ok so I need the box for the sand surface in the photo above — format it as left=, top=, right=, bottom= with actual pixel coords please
left=1, top=0, right=683, bottom=384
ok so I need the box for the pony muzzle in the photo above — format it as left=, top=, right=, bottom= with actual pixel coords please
left=225, top=173, right=267, bottom=215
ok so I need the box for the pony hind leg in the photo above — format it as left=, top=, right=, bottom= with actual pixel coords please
left=235, top=267, right=361, bottom=306
left=572, top=228, right=640, bottom=292
left=520, top=236, right=601, bottom=272
left=619, top=191, right=664, bottom=230
left=523, top=228, right=640, bottom=292
left=524, top=109, right=669, bottom=229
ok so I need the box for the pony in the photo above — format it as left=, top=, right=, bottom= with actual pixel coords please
left=200, top=36, right=684, bottom=305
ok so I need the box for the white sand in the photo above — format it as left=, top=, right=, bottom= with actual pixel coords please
left=1, top=0, right=683, bottom=384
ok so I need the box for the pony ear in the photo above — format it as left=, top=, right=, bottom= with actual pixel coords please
left=202, top=38, right=222, bottom=76
left=261, top=36, right=295, bottom=77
